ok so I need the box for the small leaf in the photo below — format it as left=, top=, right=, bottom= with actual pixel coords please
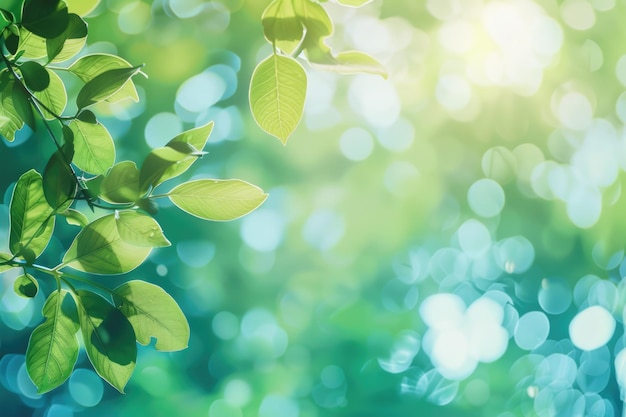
left=115, top=211, right=170, bottom=247
left=0, top=9, right=14, bottom=31
left=9, top=169, right=55, bottom=260
left=262, top=0, right=304, bottom=55
left=0, top=80, right=24, bottom=141
left=61, top=213, right=152, bottom=274
left=43, top=146, right=77, bottom=212
left=22, top=0, right=69, bottom=39
left=100, top=161, right=141, bottom=204
left=26, top=290, right=79, bottom=393
left=11, top=82, right=35, bottom=129
left=249, top=54, right=307, bottom=144
left=168, top=179, right=268, bottom=221
left=33, top=68, right=67, bottom=120
left=46, top=13, right=87, bottom=63
left=60, top=208, right=89, bottom=227
left=76, top=66, right=143, bottom=110
left=68, top=119, right=115, bottom=175
left=76, top=290, right=136, bottom=393
left=113, top=280, right=189, bottom=351
left=83, top=175, right=104, bottom=200
left=335, top=0, right=374, bottom=6
left=13, top=273, right=38, bottom=298
left=20, top=61, right=50, bottom=92
left=17, top=27, right=46, bottom=60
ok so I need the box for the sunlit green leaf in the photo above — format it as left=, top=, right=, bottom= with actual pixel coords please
left=13, top=273, right=38, bottom=298
left=11, top=82, right=35, bottom=129
left=17, top=27, right=46, bottom=59
left=113, top=280, right=189, bottom=351
left=139, top=147, right=196, bottom=194
left=0, top=252, right=14, bottom=272
left=33, top=68, right=67, bottom=120
left=249, top=54, right=307, bottom=144
left=60, top=208, right=88, bottom=227
left=46, top=13, right=87, bottom=63
left=69, top=54, right=139, bottom=103
left=263, top=0, right=304, bottom=55
left=335, top=0, right=374, bottom=6
left=83, top=174, right=103, bottom=200
left=26, top=290, right=79, bottom=393
left=20, top=61, right=50, bottom=92
left=76, top=66, right=143, bottom=110
left=9, top=169, right=55, bottom=260
left=65, top=0, right=100, bottom=17
left=76, top=290, right=136, bottom=393
left=43, top=146, right=76, bottom=212
left=22, top=0, right=69, bottom=39
left=61, top=213, right=152, bottom=274
left=168, top=179, right=268, bottom=221
left=100, top=161, right=141, bottom=204
left=0, top=79, right=24, bottom=142
left=308, top=50, right=387, bottom=78
left=68, top=119, right=115, bottom=175
left=115, top=211, right=170, bottom=247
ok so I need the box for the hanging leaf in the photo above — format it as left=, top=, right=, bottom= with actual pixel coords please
left=76, top=290, right=136, bottom=393
left=60, top=213, right=153, bottom=274
left=0, top=80, right=24, bottom=141
left=249, top=54, right=307, bottom=144
left=114, top=211, right=170, bottom=248
left=139, top=147, right=197, bottom=195
left=42, top=145, right=77, bottom=212
left=21, top=0, right=69, bottom=39
left=64, top=0, right=100, bottom=17
left=76, top=66, right=143, bottom=110
left=100, top=161, right=141, bottom=204
left=46, top=13, right=88, bottom=63
left=9, top=169, right=55, bottom=261
left=26, top=290, right=79, bottom=394
left=308, top=50, right=387, bottom=78
left=17, top=27, right=46, bottom=60
left=68, top=118, right=115, bottom=175
left=113, top=280, right=189, bottom=351
left=0, top=252, right=15, bottom=272
left=262, top=0, right=304, bottom=55
left=168, top=179, right=267, bottom=221
left=20, top=61, right=50, bottom=92
left=33, top=68, right=67, bottom=120
left=69, top=54, right=139, bottom=103
left=11, top=82, right=35, bottom=129
left=13, top=273, right=38, bottom=298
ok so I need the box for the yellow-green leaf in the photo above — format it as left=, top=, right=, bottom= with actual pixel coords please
left=263, top=0, right=304, bottom=55
left=68, top=119, right=115, bottom=175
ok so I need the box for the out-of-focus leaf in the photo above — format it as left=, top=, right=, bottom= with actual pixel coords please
left=9, top=169, right=55, bottom=260
left=64, top=0, right=100, bottom=17
left=76, top=290, right=136, bottom=393
left=76, top=66, right=143, bottom=109
left=68, top=119, right=115, bottom=175
left=61, top=213, right=153, bottom=274
left=335, top=0, right=374, bottom=6
left=100, top=161, right=141, bottom=204
left=69, top=54, right=139, bottom=103
left=114, top=280, right=189, bottom=351
left=115, top=211, right=170, bottom=247
left=263, top=0, right=304, bottom=55
left=33, top=68, right=67, bottom=120
left=22, top=0, right=69, bottom=39
left=26, top=290, right=79, bottom=394
left=0, top=252, right=14, bottom=272
left=168, top=179, right=268, bottom=221
left=13, top=273, right=38, bottom=298
left=249, top=54, right=307, bottom=144
left=46, top=13, right=87, bottom=63
left=0, top=9, right=14, bottom=31
left=20, top=61, right=50, bottom=92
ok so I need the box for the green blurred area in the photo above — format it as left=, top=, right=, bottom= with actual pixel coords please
left=3, top=0, right=626, bottom=416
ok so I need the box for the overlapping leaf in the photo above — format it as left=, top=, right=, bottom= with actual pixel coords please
left=100, top=161, right=141, bottom=204
left=263, top=0, right=304, bottom=55
left=33, top=68, right=67, bottom=120
left=68, top=118, right=115, bottom=175
left=69, top=54, right=139, bottom=103
left=13, top=273, right=38, bottom=298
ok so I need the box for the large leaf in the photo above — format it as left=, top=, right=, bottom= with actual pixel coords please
left=33, top=68, right=67, bottom=120
left=100, top=161, right=141, bottom=204
left=168, top=179, right=267, bottom=221
left=46, top=13, right=87, bottom=63
left=42, top=145, right=76, bottom=212
left=114, top=211, right=170, bottom=248
left=0, top=79, right=24, bottom=141
left=308, top=50, right=387, bottom=78
left=113, top=280, right=189, bottom=351
left=60, top=213, right=153, bottom=274
left=21, top=0, right=69, bottom=39
left=76, top=66, right=143, bottom=109
left=9, top=169, right=55, bottom=260
left=68, top=118, right=115, bottom=175
left=262, top=0, right=304, bottom=55
left=249, top=54, right=307, bottom=144
left=20, top=61, right=50, bottom=92
left=69, top=54, right=139, bottom=103
left=77, top=290, right=136, bottom=393
left=26, top=290, right=79, bottom=393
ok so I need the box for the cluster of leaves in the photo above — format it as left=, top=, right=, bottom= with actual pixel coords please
left=0, top=0, right=266, bottom=394
left=250, top=0, right=387, bottom=144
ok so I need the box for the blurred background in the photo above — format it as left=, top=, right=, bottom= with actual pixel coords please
left=2, top=0, right=626, bottom=415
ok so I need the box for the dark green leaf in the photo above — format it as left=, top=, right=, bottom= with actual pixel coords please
left=76, top=66, right=143, bottom=110
left=11, top=82, right=35, bottom=129
left=13, top=273, right=38, bottom=298
left=9, top=169, right=55, bottom=260
left=336, top=0, right=373, bottom=5
left=20, top=61, right=50, bottom=92
left=262, top=0, right=304, bottom=55
left=33, top=68, right=67, bottom=120
left=68, top=119, right=115, bottom=175
left=22, top=0, right=69, bottom=39
left=168, top=179, right=268, bottom=221
left=76, top=290, right=136, bottom=393
left=115, top=211, right=170, bottom=247
left=46, top=13, right=87, bottom=62
left=100, top=161, right=140, bottom=204
left=77, top=109, right=97, bottom=124
left=43, top=146, right=77, bottom=212
left=61, top=213, right=152, bottom=274
left=114, top=280, right=189, bottom=351
left=26, top=290, right=79, bottom=393
left=0, top=80, right=24, bottom=141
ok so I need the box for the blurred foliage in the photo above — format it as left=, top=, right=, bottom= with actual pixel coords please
left=3, top=0, right=626, bottom=417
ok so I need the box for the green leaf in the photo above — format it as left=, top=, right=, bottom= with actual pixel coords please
left=77, top=109, right=97, bottom=124
left=43, top=146, right=77, bottom=212
left=11, top=82, right=35, bottom=129
left=46, top=13, right=87, bottom=63
left=17, top=27, right=47, bottom=60
left=0, top=252, right=15, bottom=272
left=65, top=0, right=100, bottom=17
left=0, top=80, right=24, bottom=142
left=61, top=213, right=153, bottom=274
left=308, top=50, right=387, bottom=78
left=60, top=208, right=89, bottom=227
left=249, top=54, right=307, bottom=144
left=26, top=290, right=79, bottom=393
left=76, top=66, right=143, bottom=110
left=113, top=280, right=189, bottom=351
left=76, top=290, right=136, bottom=393
left=262, top=0, right=304, bottom=55
left=0, top=9, right=14, bottom=31
left=9, top=169, right=55, bottom=260
left=69, top=54, right=139, bottom=103
left=13, top=273, right=38, bottom=298
left=115, top=211, right=170, bottom=247
left=22, top=0, right=69, bottom=39
left=335, top=0, right=374, bottom=6
left=295, top=0, right=333, bottom=47
left=68, top=119, right=115, bottom=175
left=20, top=61, right=50, bottom=92
left=32, top=68, right=67, bottom=120
left=100, top=161, right=141, bottom=204
left=168, top=179, right=268, bottom=221
left=83, top=174, right=104, bottom=200
left=139, top=147, right=196, bottom=195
